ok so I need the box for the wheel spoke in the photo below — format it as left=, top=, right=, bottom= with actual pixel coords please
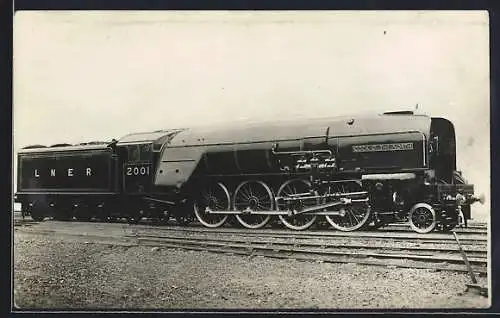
left=257, top=203, right=268, bottom=210
left=234, top=180, right=273, bottom=229
left=240, top=188, right=251, bottom=201
left=409, top=203, right=436, bottom=234
left=349, top=209, right=360, bottom=225
left=257, top=194, right=270, bottom=202
left=324, top=181, right=370, bottom=232
left=193, top=182, right=229, bottom=228
left=277, top=179, right=317, bottom=231
left=214, top=202, right=224, bottom=210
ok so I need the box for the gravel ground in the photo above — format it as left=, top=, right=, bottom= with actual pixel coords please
left=14, top=231, right=489, bottom=310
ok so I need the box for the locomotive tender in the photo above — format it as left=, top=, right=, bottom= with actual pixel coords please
left=14, top=110, right=484, bottom=233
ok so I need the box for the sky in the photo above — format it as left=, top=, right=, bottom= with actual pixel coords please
left=12, top=11, right=490, bottom=221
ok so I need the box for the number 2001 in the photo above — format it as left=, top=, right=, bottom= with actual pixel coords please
left=126, top=166, right=151, bottom=176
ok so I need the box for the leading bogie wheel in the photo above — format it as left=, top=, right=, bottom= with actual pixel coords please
left=438, top=222, right=457, bottom=232
left=324, top=181, right=371, bottom=232
left=277, top=179, right=318, bottom=231
left=408, top=203, right=437, bottom=234
left=193, top=182, right=230, bottom=228
left=233, top=180, right=274, bottom=229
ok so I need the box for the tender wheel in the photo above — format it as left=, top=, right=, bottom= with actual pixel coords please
left=193, top=182, right=230, bottom=228
left=127, top=214, right=142, bottom=224
left=30, top=208, right=45, bottom=222
left=277, top=179, right=318, bottom=231
left=409, top=203, right=437, bottom=234
left=126, top=202, right=144, bottom=224
left=74, top=204, right=92, bottom=222
left=324, top=181, right=371, bottom=232
left=233, top=180, right=273, bottom=229
left=106, top=215, right=118, bottom=223
left=54, top=208, right=72, bottom=221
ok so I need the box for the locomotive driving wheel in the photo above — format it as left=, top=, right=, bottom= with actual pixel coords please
left=277, top=179, right=318, bottom=231
left=233, top=180, right=274, bottom=229
left=193, top=182, right=230, bottom=228
left=408, top=203, right=437, bottom=234
left=324, top=181, right=371, bottom=232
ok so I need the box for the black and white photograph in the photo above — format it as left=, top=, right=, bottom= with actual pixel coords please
left=12, top=10, right=490, bottom=310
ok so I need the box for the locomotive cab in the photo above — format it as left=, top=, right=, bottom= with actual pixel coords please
left=116, top=130, right=182, bottom=195
left=118, top=142, right=155, bottom=194
left=429, top=117, right=457, bottom=183
left=113, top=129, right=185, bottom=223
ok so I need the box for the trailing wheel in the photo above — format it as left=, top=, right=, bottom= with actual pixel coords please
left=366, top=217, right=386, bottom=231
left=324, top=181, right=371, bottom=232
left=193, top=182, right=230, bottom=228
left=408, top=203, right=437, bottom=234
left=157, top=209, right=170, bottom=225
left=175, top=213, right=195, bottom=226
left=233, top=180, right=273, bottom=229
left=276, top=179, right=318, bottom=231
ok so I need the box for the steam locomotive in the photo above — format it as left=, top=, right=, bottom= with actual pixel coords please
left=14, top=110, right=484, bottom=233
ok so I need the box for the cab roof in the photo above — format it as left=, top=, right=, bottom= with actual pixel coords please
left=116, top=129, right=185, bottom=146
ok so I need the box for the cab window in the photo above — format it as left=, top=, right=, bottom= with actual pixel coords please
left=126, top=143, right=152, bottom=163
left=128, top=145, right=140, bottom=162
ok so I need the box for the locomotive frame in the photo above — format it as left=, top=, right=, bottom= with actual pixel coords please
left=14, top=110, right=484, bottom=233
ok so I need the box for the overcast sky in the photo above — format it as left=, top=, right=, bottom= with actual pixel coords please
left=12, top=11, right=490, bottom=220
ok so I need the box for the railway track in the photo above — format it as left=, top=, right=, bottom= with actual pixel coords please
left=376, top=225, right=487, bottom=235
left=129, top=232, right=487, bottom=257
left=14, top=218, right=488, bottom=276
left=13, top=218, right=488, bottom=245
left=135, top=224, right=488, bottom=245
left=12, top=210, right=488, bottom=235
left=130, top=234, right=487, bottom=275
